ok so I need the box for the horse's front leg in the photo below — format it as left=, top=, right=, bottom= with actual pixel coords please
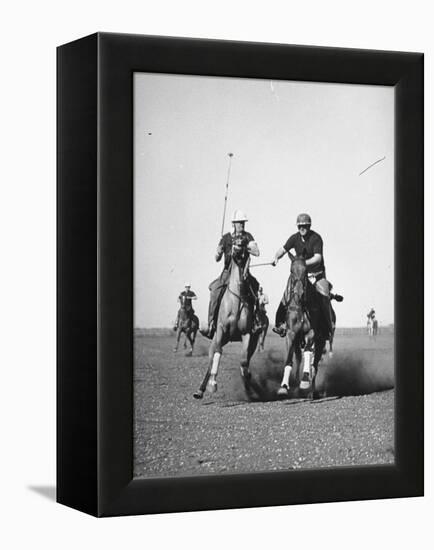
left=311, top=336, right=325, bottom=400
left=240, top=332, right=256, bottom=399
left=299, top=329, right=314, bottom=390
left=193, top=325, right=226, bottom=399
left=207, top=325, right=227, bottom=393
left=278, top=331, right=295, bottom=397
left=184, top=332, right=193, bottom=356
left=173, top=328, right=182, bottom=352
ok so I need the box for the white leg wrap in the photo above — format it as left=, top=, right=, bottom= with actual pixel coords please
left=282, top=365, right=292, bottom=387
left=303, top=351, right=312, bottom=374
left=211, top=352, right=221, bottom=376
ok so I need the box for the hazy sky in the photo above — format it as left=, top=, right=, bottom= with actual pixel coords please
left=134, top=73, right=394, bottom=328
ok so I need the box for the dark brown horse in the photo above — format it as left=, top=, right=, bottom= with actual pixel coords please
left=194, top=242, right=260, bottom=399
left=277, top=254, right=328, bottom=399
left=173, top=298, right=199, bottom=356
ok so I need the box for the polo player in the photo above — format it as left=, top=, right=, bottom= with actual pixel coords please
left=272, top=213, right=343, bottom=339
left=173, top=283, right=197, bottom=331
left=200, top=209, right=260, bottom=339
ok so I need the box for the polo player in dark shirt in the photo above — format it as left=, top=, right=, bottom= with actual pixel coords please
left=272, top=213, right=343, bottom=338
left=200, top=209, right=260, bottom=339
left=173, top=283, right=197, bottom=330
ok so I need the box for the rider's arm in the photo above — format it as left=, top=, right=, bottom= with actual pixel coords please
left=306, top=253, right=322, bottom=268
left=215, top=244, right=223, bottom=262
left=247, top=241, right=259, bottom=256
left=307, top=234, right=323, bottom=268
left=215, top=234, right=228, bottom=262
left=272, top=246, right=287, bottom=265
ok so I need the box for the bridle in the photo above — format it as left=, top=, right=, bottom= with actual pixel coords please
left=287, top=260, right=307, bottom=316
left=227, top=244, right=251, bottom=306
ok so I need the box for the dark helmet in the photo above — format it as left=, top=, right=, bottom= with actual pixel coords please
left=296, top=213, right=312, bottom=226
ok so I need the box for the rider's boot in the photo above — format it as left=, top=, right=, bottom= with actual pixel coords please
left=272, top=325, right=287, bottom=337
left=272, top=301, right=287, bottom=337
left=321, top=295, right=334, bottom=341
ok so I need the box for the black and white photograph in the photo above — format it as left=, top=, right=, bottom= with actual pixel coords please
left=4, top=0, right=429, bottom=545
left=134, top=73, right=395, bottom=478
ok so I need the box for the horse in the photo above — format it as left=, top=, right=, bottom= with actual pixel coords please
left=367, top=317, right=378, bottom=338
left=193, top=242, right=260, bottom=399
left=173, top=298, right=199, bottom=356
left=256, top=308, right=269, bottom=352
left=277, top=254, right=328, bottom=400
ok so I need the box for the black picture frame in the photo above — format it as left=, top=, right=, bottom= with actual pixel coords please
left=57, top=32, right=423, bottom=517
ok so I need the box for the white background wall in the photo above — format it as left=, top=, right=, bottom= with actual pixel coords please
left=0, top=1, right=431, bottom=548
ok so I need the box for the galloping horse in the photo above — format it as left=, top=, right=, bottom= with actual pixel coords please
left=257, top=309, right=269, bottom=352
left=173, top=297, right=199, bottom=356
left=193, top=242, right=260, bottom=399
left=277, top=254, right=328, bottom=399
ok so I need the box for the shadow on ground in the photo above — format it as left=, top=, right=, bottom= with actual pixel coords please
left=28, top=486, right=56, bottom=501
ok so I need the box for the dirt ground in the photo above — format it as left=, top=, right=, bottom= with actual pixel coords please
left=134, top=331, right=394, bottom=478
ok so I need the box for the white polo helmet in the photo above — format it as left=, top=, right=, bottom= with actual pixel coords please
left=184, top=282, right=191, bottom=287
left=232, top=209, right=248, bottom=223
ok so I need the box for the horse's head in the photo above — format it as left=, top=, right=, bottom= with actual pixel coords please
left=289, top=254, right=307, bottom=305
left=231, top=236, right=250, bottom=270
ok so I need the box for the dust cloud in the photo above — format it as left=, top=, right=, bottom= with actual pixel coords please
left=250, top=347, right=394, bottom=400
left=319, top=352, right=394, bottom=396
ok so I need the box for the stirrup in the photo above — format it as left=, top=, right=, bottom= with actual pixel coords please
left=272, top=326, right=286, bottom=337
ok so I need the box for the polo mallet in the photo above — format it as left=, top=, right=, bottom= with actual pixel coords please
left=220, top=152, right=233, bottom=236
left=250, top=261, right=275, bottom=268
left=194, top=154, right=234, bottom=399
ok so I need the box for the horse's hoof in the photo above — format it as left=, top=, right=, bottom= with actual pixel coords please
left=207, top=380, right=217, bottom=393
left=277, top=385, right=289, bottom=397
left=328, top=351, right=333, bottom=359
left=240, top=366, right=251, bottom=380
left=173, top=348, right=177, bottom=353
left=299, top=373, right=310, bottom=390
left=193, top=390, right=204, bottom=399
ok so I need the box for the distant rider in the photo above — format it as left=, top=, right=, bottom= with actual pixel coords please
left=367, top=307, right=376, bottom=321
left=272, top=213, right=343, bottom=338
left=173, top=283, right=197, bottom=330
left=200, top=209, right=260, bottom=339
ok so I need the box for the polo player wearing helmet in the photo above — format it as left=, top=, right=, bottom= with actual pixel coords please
left=200, top=209, right=260, bottom=339
left=173, top=282, right=197, bottom=331
left=272, top=213, right=343, bottom=339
